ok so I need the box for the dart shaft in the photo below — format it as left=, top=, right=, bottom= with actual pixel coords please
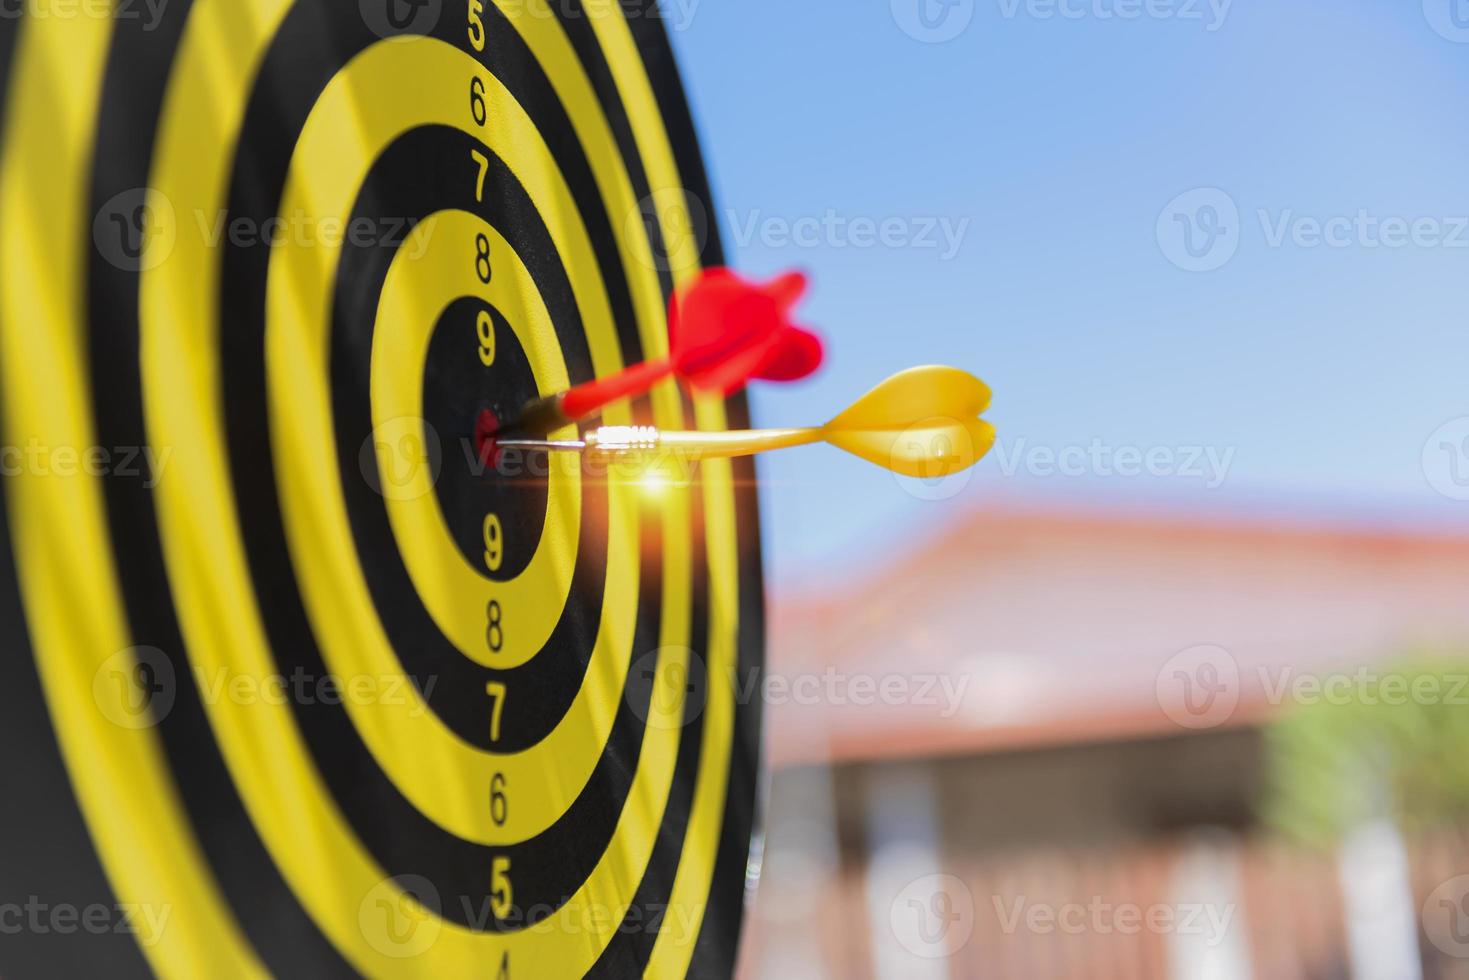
left=559, top=358, right=672, bottom=419
left=496, top=426, right=821, bottom=461
left=646, top=427, right=819, bottom=459
left=499, top=358, right=673, bottom=439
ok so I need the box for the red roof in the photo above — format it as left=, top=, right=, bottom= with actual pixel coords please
left=765, top=501, right=1469, bottom=767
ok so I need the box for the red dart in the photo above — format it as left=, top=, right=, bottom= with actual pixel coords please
left=497, top=268, right=824, bottom=440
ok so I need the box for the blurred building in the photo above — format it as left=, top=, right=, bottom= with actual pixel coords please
left=739, top=503, right=1469, bottom=980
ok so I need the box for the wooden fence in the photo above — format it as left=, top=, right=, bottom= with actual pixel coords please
left=740, top=828, right=1469, bottom=979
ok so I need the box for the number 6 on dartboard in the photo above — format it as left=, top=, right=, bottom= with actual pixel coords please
left=470, top=76, right=487, bottom=126
left=489, top=772, right=508, bottom=826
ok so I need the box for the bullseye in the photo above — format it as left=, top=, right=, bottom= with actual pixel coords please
left=421, top=299, right=546, bottom=580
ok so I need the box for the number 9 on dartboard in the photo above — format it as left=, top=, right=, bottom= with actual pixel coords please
left=0, top=1, right=764, bottom=977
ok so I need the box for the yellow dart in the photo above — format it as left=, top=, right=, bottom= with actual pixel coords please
left=495, top=366, right=996, bottom=478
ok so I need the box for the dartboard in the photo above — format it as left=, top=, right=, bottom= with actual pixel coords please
left=0, top=2, right=763, bottom=977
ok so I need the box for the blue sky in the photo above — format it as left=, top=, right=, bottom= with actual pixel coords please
left=666, top=0, right=1469, bottom=593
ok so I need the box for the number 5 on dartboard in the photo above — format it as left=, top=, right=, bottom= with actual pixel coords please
left=467, top=0, right=486, bottom=51
left=491, top=857, right=513, bottom=919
